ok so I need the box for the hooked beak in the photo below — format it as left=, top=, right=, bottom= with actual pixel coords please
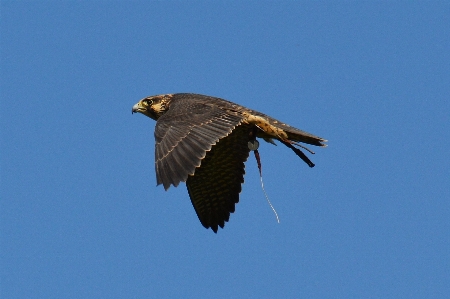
left=132, top=102, right=143, bottom=114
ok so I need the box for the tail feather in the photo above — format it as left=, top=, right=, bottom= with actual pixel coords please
left=250, top=110, right=327, bottom=147
left=285, top=130, right=327, bottom=147
left=275, top=123, right=326, bottom=167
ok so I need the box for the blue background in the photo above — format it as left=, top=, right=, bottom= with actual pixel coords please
left=2, top=2, right=449, bottom=298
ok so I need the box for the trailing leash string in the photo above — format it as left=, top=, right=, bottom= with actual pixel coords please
left=248, top=139, right=280, bottom=224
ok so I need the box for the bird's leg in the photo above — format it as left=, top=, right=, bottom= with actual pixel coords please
left=280, top=140, right=315, bottom=168
left=244, top=113, right=316, bottom=168
left=282, top=139, right=316, bottom=154
left=248, top=126, right=262, bottom=175
left=247, top=125, right=260, bottom=151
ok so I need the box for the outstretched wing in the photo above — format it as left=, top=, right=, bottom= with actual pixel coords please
left=186, top=125, right=251, bottom=233
left=154, top=96, right=243, bottom=190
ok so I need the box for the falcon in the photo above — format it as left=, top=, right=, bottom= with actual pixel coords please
left=132, top=93, right=326, bottom=233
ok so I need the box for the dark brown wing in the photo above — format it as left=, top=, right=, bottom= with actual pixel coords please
left=186, top=124, right=251, bottom=233
left=154, top=97, right=243, bottom=190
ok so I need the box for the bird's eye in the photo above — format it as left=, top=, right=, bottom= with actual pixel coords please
left=144, top=99, right=153, bottom=106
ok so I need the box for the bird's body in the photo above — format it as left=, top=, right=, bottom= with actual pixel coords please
left=132, top=93, right=326, bottom=233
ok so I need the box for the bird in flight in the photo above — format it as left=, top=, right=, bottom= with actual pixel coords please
left=132, top=93, right=326, bottom=233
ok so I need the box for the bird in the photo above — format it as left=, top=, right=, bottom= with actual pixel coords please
left=132, top=93, right=326, bottom=233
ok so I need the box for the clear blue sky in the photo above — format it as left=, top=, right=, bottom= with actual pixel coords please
left=1, top=2, right=449, bottom=298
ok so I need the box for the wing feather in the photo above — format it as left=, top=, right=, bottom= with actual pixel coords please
left=154, top=96, right=243, bottom=190
left=186, top=124, right=251, bottom=232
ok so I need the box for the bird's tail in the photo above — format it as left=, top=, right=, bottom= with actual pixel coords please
left=284, top=128, right=327, bottom=147
left=279, top=127, right=327, bottom=168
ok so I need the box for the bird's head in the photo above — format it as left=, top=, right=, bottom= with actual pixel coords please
left=132, top=94, right=173, bottom=120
